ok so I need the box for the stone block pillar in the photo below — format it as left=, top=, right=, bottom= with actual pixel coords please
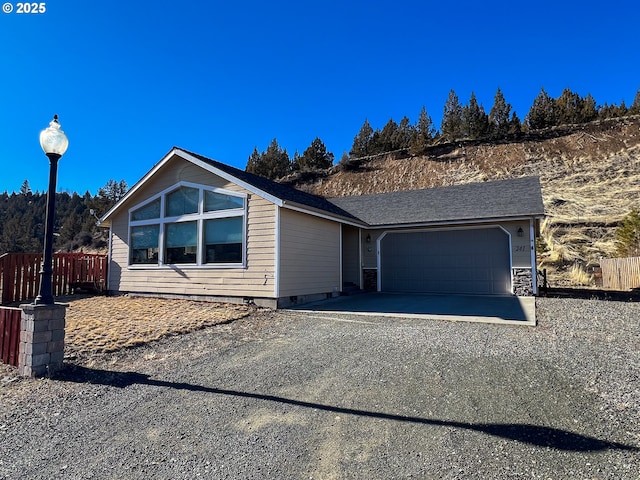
left=512, top=268, right=534, bottom=296
left=363, top=268, right=378, bottom=292
left=18, top=303, right=67, bottom=377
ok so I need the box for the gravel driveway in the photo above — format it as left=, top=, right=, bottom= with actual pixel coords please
left=1, top=297, right=639, bottom=479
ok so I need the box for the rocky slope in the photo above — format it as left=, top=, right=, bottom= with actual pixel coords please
left=285, top=116, right=640, bottom=287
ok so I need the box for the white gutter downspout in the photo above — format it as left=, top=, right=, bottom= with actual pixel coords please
left=339, top=223, right=343, bottom=295
left=530, top=218, right=537, bottom=295
left=359, top=229, right=363, bottom=290
left=274, top=206, right=280, bottom=299
left=106, top=225, right=113, bottom=292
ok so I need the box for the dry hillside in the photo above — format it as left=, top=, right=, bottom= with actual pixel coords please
left=285, top=116, right=640, bottom=287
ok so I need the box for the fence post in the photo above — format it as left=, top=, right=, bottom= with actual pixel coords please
left=18, top=303, right=67, bottom=377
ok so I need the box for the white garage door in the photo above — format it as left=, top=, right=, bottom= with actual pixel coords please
left=380, top=228, right=511, bottom=295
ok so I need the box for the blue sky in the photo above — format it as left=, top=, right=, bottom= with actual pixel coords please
left=1, top=0, right=638, bottom=196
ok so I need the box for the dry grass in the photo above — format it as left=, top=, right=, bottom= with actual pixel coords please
left=568, top=263, right=593, bottom=286
left=294, top=117, right=640, bottom=287
left=63, top=295, right=253, bottom=357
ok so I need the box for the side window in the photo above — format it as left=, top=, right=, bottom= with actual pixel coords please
left=165, top=221, right=198, bottom=264
left=130, top=225, right=159, bottom=264
left=205, top=217, right=243, bottom=264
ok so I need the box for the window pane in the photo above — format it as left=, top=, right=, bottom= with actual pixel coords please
left=165, top=221, right=197, bottom=264
left=131, top=199, right=160, bottom=221
left=205, top=217, right=243, bottom=263
left=167, top=187, right=199, bottom=217
left=204, top=191, right=244, bottom=212
left=130, top=225, right=159, bottom=264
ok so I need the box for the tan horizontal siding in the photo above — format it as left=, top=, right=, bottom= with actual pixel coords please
left=278, top=208, right=340, bottom=297
left=108, top=167, right=277, bottom=299
left=342, top=225, right=360, bottom=286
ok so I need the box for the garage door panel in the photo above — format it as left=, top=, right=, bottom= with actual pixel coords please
left=381, top=228, right=511, bottom=295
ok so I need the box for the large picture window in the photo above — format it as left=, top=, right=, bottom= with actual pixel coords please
left=128, top=183, right=246, bottom=267
left=205, top=217, right=243, bottom=263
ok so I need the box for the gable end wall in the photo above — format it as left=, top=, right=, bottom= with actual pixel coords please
left=108, top=157, right=277, bottom=300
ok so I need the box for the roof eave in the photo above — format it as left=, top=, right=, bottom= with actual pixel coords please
left=365, top=213, right=545, bottom=229
left=100, top=148, right=287, bottom=224
left=282, top=200, right=368, bottom=227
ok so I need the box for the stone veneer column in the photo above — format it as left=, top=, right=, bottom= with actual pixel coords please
left=362, top=268, right=378, bottom=292
left=512, top=268, right=534, bottom=296
left=18, top=303, right=67, bottom=377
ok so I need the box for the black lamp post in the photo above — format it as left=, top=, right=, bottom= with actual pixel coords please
left=34, top=115, right=68, bottom=305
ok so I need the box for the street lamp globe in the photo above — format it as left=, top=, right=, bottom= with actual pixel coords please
left=39, top=114, right=69, bottom=157
left=34, top=114, right=68, bottom=305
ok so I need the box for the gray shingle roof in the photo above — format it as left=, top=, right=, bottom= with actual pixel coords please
left=329, top=176, right=545, bottom=226
left=179, top=148, right=361, bottom=222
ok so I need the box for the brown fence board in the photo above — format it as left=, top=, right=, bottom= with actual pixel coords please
left=600, top=256, right=640, bottom=291
left=0, top=252, right=108, bottom=304
left=0, top=307, right=21, bottom=366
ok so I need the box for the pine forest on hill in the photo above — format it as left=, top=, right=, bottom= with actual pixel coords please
left=246, top=86, right=640, bottom=288
left=287, top=116, right=640, bottom=288
left=2, top=85, right=640, bottom=288
left=0, top=180, right=126, bottom=256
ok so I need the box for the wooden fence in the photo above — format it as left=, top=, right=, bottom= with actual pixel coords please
left=0, top=252, right=108, bottom=305
left=0, top=307, right=21, bottom=366
left=600, top=256, right=640, bottom=291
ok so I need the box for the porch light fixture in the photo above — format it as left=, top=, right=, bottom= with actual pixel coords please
left=35, top=115, right=69, bottom=305
left=366, top=233, right=371, bottom=243
left=517, top=227, right=524, bottom=237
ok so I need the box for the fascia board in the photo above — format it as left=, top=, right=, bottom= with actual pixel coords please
left=176, top=150, right=284, bottom=207
left=99, top=148, right=180, bottom=225
left=281, top=201, right=368, bottom=228
left=364, top=214, right=544, bottom=230
left=100, top=148, right=285, bottom=225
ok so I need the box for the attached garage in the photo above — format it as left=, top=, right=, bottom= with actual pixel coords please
left=379, top=227, right=511, bottom=295
left=330, top=177, right=545, bottom=297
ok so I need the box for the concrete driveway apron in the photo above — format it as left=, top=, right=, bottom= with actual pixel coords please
left=289, top=292, right=536, bottom=325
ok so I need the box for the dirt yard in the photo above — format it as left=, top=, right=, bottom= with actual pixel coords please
left=60, top=294, right=253, bottom=359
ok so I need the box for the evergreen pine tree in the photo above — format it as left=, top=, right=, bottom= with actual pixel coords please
left=297, top=138, right=334, bottom=171
left=508, top=112, right=522, bottom=135
left=581, top=93, right=598, bottom=122
left=488, top=88, right=511, bottom=137
left=441, top=90, right=464, bottom=142
left=598, top=102, right=615, bottom=119
left=629, top=88, right=640, bottom=115
left=19, top=180, right=32, bottom=195
left=555, top=88, right=584, bottom=125
left=291, top=150, right=302, bottom=172
left=245, top=147, right=262, bottom=174
left=615, top=209, right=640, bottom=257
left=378, top=119, right=399, bottom=153
left=527, top=87, right=556, bottom=130
left=618, top=100, right=628, bottom=117
left=350, top=119, right=374, bottom=157
left=409, top=106, right=435, bottom=155
left=263, top=139, right=291, bottom=179
left=245, top=140, right=292, bottom=179
left=462, top=92, right=489, bottom=139
left=392, top=116, right=414, bottom=150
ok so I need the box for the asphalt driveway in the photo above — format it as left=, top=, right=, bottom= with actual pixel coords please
left=0, top=297, right=638, bottom=479
left=291, top=292, right=536, bottom=325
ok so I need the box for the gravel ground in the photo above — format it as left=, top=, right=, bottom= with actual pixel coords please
left=0, top=297, right=639, bottom=479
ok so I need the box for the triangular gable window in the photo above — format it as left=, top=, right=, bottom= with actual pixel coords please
left=128, top=183, right=246, bottom=268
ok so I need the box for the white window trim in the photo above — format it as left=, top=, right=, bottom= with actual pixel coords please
left=128, top=182, right=247, bottom=269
